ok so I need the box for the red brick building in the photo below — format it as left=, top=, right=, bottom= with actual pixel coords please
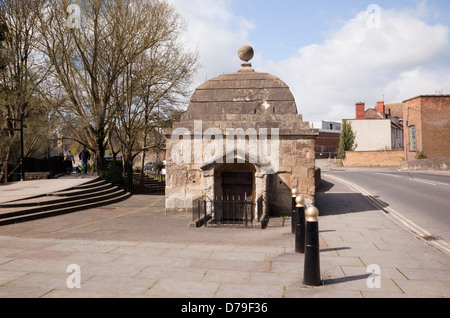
left=403, top=95, right=450, bottom=161
left=310, top=121, right=341, bottom=158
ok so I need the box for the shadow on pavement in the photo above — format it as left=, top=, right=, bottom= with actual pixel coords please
left=315, top=179, right=390, bottom=216
left=324, top=273, right=371, bottom=285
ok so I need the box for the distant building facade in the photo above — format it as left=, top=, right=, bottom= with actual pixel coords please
left=310, top=121, right=341, bottom=158
left=403, top=95, right=450, bottom=161
left=348, top=101, right=404, bottom=151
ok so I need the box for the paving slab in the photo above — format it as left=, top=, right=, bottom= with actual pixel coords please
left=0, top=174, right=448, bottom=300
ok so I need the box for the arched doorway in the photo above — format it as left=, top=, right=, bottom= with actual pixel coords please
left=213, top=163, right=256, bottom=224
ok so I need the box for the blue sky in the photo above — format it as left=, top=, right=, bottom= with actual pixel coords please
left=170, top=0, right=450, bottom=122
left=233, top=0, right=450, bottom=61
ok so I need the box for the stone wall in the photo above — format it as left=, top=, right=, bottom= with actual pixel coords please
left=165, top=133, right=317, bottom=217
left=25, top=172, right=50, bottom=180
left=344, top=151, right=404, bottom=167
left=400, top=157, right=450, bottom=171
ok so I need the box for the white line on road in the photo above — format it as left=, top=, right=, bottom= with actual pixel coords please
left=323, top=173, right=450, bottom=255
left=410, top=178, right=448, bottom=186
left=374, top=173, right=401, bottom=178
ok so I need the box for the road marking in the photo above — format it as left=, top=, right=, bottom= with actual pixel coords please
left=410, top=178, right=448, bottom=186
left=323, top=173, right=450, bottom=255
left=374, top=173, right=401, bottom=178
left=411, top=179, right=437, bottom=186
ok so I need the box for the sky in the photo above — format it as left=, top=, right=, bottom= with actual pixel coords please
left=168, top=0, right=450, bottom=123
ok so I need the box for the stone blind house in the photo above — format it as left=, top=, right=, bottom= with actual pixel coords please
left=164, top=46, right=318, bottom=227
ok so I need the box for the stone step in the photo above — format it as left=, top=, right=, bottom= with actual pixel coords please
left=0, top=191, right=132, bottom=226
left=0, top=177, right=132, bottom=226
left=0, top=184, right=119, bottom=208
left=48, top=182, right=113, bottom=197
left=0, top=187, right=128, bottom=220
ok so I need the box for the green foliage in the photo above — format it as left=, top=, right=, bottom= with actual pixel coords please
left=99, top=160, right=124, bottom=186
left=338, top=120, right=357, bottom=159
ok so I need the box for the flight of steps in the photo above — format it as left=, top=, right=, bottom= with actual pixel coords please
left=0, top=177, right=131, bottom=226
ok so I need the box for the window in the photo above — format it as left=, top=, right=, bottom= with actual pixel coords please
left=409, top=125, right=416, bottom=151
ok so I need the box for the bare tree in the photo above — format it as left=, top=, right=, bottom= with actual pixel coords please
left=36, top=0, right=197, bottom=175
left=0, top=0, right=51, bottom=182
left=111, top=19, right=198, bottom=189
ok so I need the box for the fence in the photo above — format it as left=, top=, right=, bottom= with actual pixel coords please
left=193, top=195, right=267, bottom=229
left=100, top=160, right=165, bottom=195
left=0, top=162, right=21, bottom=182
left=1, top=157, right=66, bottom=182
left=24, top=157, right=66, bottom=177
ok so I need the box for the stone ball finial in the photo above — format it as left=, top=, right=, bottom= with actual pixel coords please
left=238, top=44, right=254, bottom=62
left=238, top=45, right=254, bottom=73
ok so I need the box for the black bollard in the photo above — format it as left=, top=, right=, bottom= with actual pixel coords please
left=303, top=206, right=321, bottom=286
left=295, top=195, right=305, bottom=254
left=291, top=188, right=298, bottom=234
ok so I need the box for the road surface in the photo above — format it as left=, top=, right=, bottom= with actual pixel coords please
left=318, top=163, right=450, bottom=254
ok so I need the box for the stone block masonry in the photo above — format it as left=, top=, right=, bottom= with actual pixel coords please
left=344, top=151, right=404, bottom=167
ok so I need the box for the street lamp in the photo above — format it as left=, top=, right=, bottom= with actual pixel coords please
left=6, top=107, right=25, bottom=181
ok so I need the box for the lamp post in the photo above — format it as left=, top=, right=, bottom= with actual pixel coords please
left=19, top=107, right=24, bottom=181
left=6, top=107, right=25, bottom=181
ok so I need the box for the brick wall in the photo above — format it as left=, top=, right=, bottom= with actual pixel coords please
left=315, top=131, right=340, bottom=155
left=355, top=102, right=365, bottom=120
left=403, top=95, right=450, bottom=160
left=344, top=151, right=404, bottom=167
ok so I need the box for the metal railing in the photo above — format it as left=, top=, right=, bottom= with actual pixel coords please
left=0, top=162, right=21, bottom=182
left=100, top=172, right=165, bottom=195
left=193, top=195, right=269, bottom=229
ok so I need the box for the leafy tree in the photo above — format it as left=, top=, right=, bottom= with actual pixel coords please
left=338, top=120, right=357, bottom=159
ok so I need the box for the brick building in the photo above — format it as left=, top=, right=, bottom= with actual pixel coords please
left=349, top=101, right=404, bottom=151
left=403, top=95, right=450, bottom=161
left=310, top=121, right=341, bottom=158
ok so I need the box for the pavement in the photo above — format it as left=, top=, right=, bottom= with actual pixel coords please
left=0, top=170, right=449, bottom=299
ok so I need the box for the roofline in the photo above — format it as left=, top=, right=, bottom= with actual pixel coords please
left=402, top=94, right=450, bottom=103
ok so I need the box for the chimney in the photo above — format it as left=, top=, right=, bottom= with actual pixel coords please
left=355, top=102, right=365, bottom=119
left=376, top=101, right=385, bottom=118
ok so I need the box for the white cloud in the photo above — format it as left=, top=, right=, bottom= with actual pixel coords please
left=169, top=1, right=450, bottom=122
left=260, top=7, right=450, bottom=122
left=168, top=0, right=255, bottom=86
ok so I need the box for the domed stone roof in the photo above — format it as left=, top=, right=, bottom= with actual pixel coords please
left=184, top=45, right=298, bottom=118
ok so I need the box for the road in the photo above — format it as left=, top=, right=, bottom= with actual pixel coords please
left=318, top=163, right=450, bottom=254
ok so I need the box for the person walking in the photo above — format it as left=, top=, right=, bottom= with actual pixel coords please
left=65, top=150, right=75, bottom=175
left=79, top=146, right=91, bottom=174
